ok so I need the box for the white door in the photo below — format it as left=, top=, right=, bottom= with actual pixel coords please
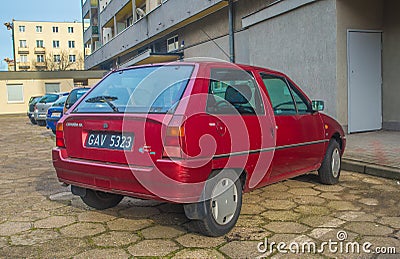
left=348, top=31, right=382, bottom=133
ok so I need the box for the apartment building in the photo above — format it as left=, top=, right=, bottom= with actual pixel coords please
left=12, top=20, right=88, bottom=71
left=82, top=0, right=400, bottom=132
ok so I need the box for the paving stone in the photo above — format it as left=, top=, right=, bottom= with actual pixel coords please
left=236, top=215, right=265, bottom=227
left=243, top=193, right=265, bottom=204
left=335, top=211, right=377, bottom=222
left=77, top=211, right=116, bottom=223
left=150, top=212, right=189, bottom=226
left=10, top=229, right=59, bottom=246
left=92, top=231, right=139, bottom=247
left=288, top=188, right=320, bottom=196
left=262, top=183, right=289, bottom=192
left=283, top=180, right=316, bottom=188
left=172, top=248, right=225, bottom=259
left=262, top=200, right=297, bottom=210
left=362, top=178, right=384, bottom=185
left=261, top=210, right=301, bottom=221
left=327, top=201, right=361, bottom=211
left=377, top=217, right=400, bottom=228
left=262, top=191, right=295, bottom=200
left=241, top=203, right=266, bottom=214
left=107, top=218, right=153, bottom=231
left=127, top=240, right=179, bottom=256
left=176, top=233, right=225, bottom=248
left=311, top=228, right=358, bottom=242
left=75, top=248, right=129, bottom=259
left=0, top=236, right=9, bottom=248
left=219, top=241, right=261, bottom=259
left=358, top=198, right=379, bottom=206
left=294, top=205, right=331, bottom=216
left=319, top=192, right=342, bottom=200
left=344, top=222, right=393, bottom=236
left=226, top=227, right=271, bottom=241
left=34, top=238, right=90, bottom=258
left=0, top=221, right=31, bottom=236
left=312, top=185, right=345, bottom=192
left=122, top=197, right=163, bottom=207
left=141, top=225, right=185, bottom=239
left=119, top=206, right=161, bottom=218
left=263, top=222, right=309, bottom=234
left=34, top=215, right=76, bottom=229
left=60, top=222, right=105, bottom=238
left=294, top=196, right=326, bottom=205
left=12, top=210, right=51, bottom=222
left=300, top=215, right=342, bottom=228
left=360, top=236, right=400, bottom=253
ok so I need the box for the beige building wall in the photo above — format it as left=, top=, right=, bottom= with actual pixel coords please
left=13, top=20, right=85, bottom=71
left=336, top=0, right=384, bottom=127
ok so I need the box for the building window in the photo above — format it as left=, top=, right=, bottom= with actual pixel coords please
left=7, top=84, right=24, bottom=103
left=36, top=26, right=42, bottom=32
left=69, top=55, right=76, bottom=63
left=53, top=26, right=59, bottom=33
left=167, top=35, right=179, bottom=52
left=19, top=26, right=25, bottom=32
left=20, top=55, right=28, bottom=63
left=54, top=55, right=61, bottom=63
left=45, top=83, right=60, bottom=93
left=19, top=40, right=27, bottom=48
left=68, top=40, right=75, bottom=48
left=68, top=27, right=74, bottom=33
left=53, top=40, right=60, bottom=48
left=36, top=40, right=44, bottom=48
left=37, top=55, right=45, bottom=62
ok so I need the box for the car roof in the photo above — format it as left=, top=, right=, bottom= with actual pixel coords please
left=119, top=61, right=283, bottom=75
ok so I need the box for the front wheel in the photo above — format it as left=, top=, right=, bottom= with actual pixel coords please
left=81, top=189, right=123, bottom=210
left=194, top=170, right=242, bottom=237
left=37, top=120, right=46, bottom=126
left=29, top=117, right=37, bottom=125
left=318, top=139, right=341, bottom=185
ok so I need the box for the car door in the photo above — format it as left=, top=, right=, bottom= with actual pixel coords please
left=204, top=65, right=274, bottom=186
left=258, top=72, right=325, bottom=179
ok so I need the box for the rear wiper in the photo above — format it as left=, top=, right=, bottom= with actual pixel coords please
left=86, top=96, right=119, bottom=112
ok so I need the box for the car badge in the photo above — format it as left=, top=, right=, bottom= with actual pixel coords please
left=103, top=123, right=109, bottom=129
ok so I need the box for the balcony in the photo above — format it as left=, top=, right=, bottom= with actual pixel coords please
left=99, top=0, right=131, bottom=30
left=85, top=0, right=227, bottom=69
left=35, top=62, right=46, bottom=68
left=83, top=0, right=98, bottom=18
left=84, top=25, right=99, bottom=43
left=18, top=47, right=29, bottom=54
left=18, top=62, right=30, bottom=69
left=34, top=47, right=46, bottom=54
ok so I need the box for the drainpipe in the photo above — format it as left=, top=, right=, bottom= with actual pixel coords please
left=228, top=0, right=235, bottom=63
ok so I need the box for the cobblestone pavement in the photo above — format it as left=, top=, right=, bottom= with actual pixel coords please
left=345, top=131, right=400, bottom=169
left=0, top=115, right=399, bottom=258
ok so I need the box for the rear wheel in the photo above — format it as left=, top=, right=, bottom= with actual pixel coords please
left=81, top=189, right=123, bottom=210
left=318, top=139, right=341, bottom=185
left=37, top=120, right=46, bottom=126
left=29, top=117, right=37, bottom=125
left=194, top=170, right=242, bottom=237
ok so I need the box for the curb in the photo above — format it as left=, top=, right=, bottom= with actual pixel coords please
left=342, top=158, right=400, bottom=181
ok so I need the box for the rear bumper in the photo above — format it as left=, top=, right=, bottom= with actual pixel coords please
left=52, top=148, right=209, bottom=203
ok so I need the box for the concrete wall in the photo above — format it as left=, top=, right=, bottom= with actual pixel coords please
left=336, top=0, right=384, bottom=127
left=382, top=0, right=400, bottom=130
left=246, top=0, right=338, bottom=118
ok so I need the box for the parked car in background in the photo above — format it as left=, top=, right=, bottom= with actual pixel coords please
left=27, top=95, right=43, bottom=124
left=46, top=96, right=68, bottom=134
left=64, top=87, right=90, bottom=113
left=34, top=92, right=69, bottom=126
left=53, top=62, right=346, bottom=237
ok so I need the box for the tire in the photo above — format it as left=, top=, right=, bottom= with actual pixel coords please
left=37, top=120, right=46, bottom=126
left=318, top=139, right=341, bottom=185
left=81, top=189, right=123, bottom=210
left=194, top=170, right=242, bottom=237
left=29, top=117, right=37, bottom=125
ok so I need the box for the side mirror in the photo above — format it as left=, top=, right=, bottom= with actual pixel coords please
left=312, top=100, right=325, bottom=112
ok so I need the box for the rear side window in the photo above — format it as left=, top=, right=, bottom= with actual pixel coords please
left=40, top=94, right=58, bottom=103
left=207, top=68, right=264, bottom=115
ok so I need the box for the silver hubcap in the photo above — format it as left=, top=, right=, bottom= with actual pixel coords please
left=211, top=178, right=238, bottom=225
left=332, top=148, right=341, bottom=178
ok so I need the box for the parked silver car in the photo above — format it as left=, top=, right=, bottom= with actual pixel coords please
left=34, top=92, right=69, bottom=126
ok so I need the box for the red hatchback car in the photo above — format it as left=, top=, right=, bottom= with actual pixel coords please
left=53, top=62, right=345, bottom=236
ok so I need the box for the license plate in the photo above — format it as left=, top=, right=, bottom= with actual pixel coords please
left=51, top=112, right=61, bottom=118
left=85, top=132, right=134, bottom=150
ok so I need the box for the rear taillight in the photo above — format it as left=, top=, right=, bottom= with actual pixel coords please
left=34, top=104, right=37, bottom=111
left=56, top=122, right=65, bottom=148
left=163, top=115, right=186, bottom=158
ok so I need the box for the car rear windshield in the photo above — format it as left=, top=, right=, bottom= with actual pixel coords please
left=65, top=88, right=90, bottom=108
left=39, top=94, right=59, bottom=103
left=73, top=65, right=194, bottom=114
left=52, top=96, right=67, bottom=107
